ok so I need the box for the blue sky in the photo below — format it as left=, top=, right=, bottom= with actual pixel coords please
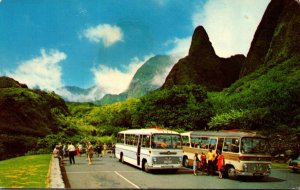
left=0, top=0, right=270, bottom=101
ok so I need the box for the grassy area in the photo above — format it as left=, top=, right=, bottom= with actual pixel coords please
left=0, top=154, right=51, bottom=188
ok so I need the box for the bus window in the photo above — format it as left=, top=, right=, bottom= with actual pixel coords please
left=208, top=138, right=217, bottom=150
left=117, top=133, right=124, bottom=144
left=125, top=134, right=134, bottom=145
left=191, top=137, right=200, bottom=148
left=217, top=138, right=224, bottom=153
left=223, top=138, right=239, bottom=153
left=199, top=137, right=209, bottom=149
left=151, top=134, right=182, bottom=149
left=182, top=135, right=190, bottom=146
left=134, top=135, right=139, bottom=146
left=141, top=135, right=150, bottom=148
left=241, top=137, right=269, bottom=154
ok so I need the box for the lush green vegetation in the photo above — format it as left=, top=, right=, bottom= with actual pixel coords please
left=132, top=84, right=212, bottom=131
left=0, top=78, right=69, bottom=160
left=0, top=154, right=51, bottom=188
left=208, top=57, right=300, bottom=131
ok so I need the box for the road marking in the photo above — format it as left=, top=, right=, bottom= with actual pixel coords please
left=114, top=171, right=140, bottom=189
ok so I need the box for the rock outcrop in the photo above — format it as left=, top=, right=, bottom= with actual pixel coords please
left=163, top=26, right=245, bottom=91
left=240, top=0, right=300, bottom=77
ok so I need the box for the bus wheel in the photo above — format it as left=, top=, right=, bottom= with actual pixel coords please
left=227, top=166, right=236, bottom=179
left=183, top=156, right=189, bottom=168
left=143, top=160, right=150, bottom=173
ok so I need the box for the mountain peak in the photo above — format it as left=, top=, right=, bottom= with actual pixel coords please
left=163, top=25, right=245, bottom=91
left=188, top=25, right=215, bottom=57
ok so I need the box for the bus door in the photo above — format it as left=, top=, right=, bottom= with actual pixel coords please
left=217, top=138, right=224, bottom=153
left=137, top=135, right=141, bottom=166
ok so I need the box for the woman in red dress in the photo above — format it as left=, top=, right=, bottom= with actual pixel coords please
left=217, top=151, right=225, bottom=179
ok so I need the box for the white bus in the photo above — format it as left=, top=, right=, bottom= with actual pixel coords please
left=181, top=130, right=272, bottom=178
left=116, top=128, right=183, bottom=172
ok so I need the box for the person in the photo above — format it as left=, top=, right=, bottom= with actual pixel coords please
left=57, top=143, right=64, bottom=166
left=103, top=143, right=108, bottom=157
left=75, top=144, right=80, bottom=156
left=207, top=149, right=216, bottom=176
left=53, top=145, right=60, bottom=158
left=53, top=145, right=64, bottom=166
left=160, top=139, right=168, bottom=148
left=217, top=151, right=225, bottom=179
left=96, top=143, right=103, bottom=157
left=87, top=142, right=94, bottom=165
left=213, top=150, right=220, bottom=174
left=62, top=143, right=67, bottom=158
left=200, top=152, right=207, bottom=175
left=193, top=152, right=200, bottom=176
left=111, top=144, right=116, bottom=158
left=78, top=143, right=83, bottom=156
left=67, top=142, right=76, bottom=164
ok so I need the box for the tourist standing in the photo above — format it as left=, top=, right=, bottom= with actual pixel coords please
left=217, top=151, right=225, bottom=179
left=207, top=149, right=215, bottom=176
left=103, top=143, right=108, bottom=157
left=87, top=142, right=94, bottom=165
left=111, top=144, right=116, bottom=158
left=67, top=142, right=76, bottom=164
left=96, top=143, right=103, bottom=157
left=193, top=152, right=200, bottom=176
left=200, top=152, right=207, bottom=175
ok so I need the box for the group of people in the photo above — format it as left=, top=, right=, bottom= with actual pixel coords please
left=193, top=149, right=225, bottom=179
left=52, top=141, right=116, bottom=166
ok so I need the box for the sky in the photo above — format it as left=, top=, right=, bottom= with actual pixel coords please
left=0, top=0, right=270, bottom=101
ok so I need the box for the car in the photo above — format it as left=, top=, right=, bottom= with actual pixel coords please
left=288, top=155, right=300, bottom=172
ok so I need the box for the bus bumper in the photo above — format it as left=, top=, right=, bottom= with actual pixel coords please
left=149, top=164, right=182, bottom=170
left=235, top=170, right=271, bottom=177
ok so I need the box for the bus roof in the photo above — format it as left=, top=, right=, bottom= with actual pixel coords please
left=118, top=128, right=180, bottom=135
left=181, top=130, right=266, bottom=138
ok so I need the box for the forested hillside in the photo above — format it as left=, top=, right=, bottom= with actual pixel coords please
left=0, top=77, right=69, bottom=160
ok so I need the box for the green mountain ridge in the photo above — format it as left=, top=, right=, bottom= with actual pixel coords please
left=96, top=55, right=174, bottom=105
left=0, top=77, right=69, bottom=160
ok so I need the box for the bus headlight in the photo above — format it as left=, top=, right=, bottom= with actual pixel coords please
left=179, top=157, right=182, bottom=163
left=268, top=164, right=272, bottom=170
left=152, top=157, right=157, bottom=164
left=243, top=163, right=248, bottom=171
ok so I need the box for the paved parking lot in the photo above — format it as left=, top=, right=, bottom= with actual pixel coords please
left=61, top=155, right=300, bottom=189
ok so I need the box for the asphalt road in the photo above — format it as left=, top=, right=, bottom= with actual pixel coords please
left=61, top=154, right=300, bottom=189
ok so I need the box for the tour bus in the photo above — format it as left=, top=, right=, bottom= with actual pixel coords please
left=181, top=130, right=272, bottom=178
left=116, top=127, right=183, bottom=172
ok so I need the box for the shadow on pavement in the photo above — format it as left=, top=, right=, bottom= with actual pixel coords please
left=60, top=165, right=71, bottom=188
left=235, top=176, right=285, bottom=182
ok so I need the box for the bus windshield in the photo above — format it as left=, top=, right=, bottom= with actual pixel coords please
left=151, top=134, right=182, bottom=149
left=241, top=137, right=270, bottom=154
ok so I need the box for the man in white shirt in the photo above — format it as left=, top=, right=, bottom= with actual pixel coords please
left=67, top=142, right=76, bottom=164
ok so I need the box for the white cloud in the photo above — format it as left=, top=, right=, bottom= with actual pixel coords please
left=6, top=49, right=66, bottom=91
left=192, top=0, right=270, bottom=57
left=166, top=37, right=191, bottom=60
left=83, top=24, right=123, bottom=47
left=91, top=55, right=153, bottom=96
left=151, top=63, right=174, bottom=86
left=55, top=86, right=104, bottom=102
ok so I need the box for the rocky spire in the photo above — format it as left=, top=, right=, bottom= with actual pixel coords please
left=162, top=26, right=245, bottom=91
left=188, top=26, right=216, bottom=57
